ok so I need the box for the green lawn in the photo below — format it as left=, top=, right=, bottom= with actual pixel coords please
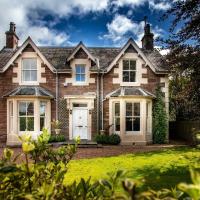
left=64, top=147, right=200, bottom=191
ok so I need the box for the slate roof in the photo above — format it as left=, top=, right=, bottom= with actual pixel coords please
left=0, top=44, right=168, bottom=73
left=106, top=87, right=156, bottom=98
left=2, top=86, right=55, bottom=98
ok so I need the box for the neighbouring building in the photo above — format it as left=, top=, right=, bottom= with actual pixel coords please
left=0, top=22, right=169, bottom=146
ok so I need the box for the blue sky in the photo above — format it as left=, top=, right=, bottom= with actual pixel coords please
left=0, top=0, right=172, bottom=50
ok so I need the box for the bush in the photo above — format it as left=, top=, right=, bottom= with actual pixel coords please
left=95, top=134, right=121, bottom=145
left=153, top=86, right=168, bottom=144
left=49, top=134, right=66, bottom=143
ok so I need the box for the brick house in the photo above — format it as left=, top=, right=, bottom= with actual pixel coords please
left=0, top=22, right=169, bottom=146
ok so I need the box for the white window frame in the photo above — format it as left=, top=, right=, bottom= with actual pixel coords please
left=75, top=64, right=86, bottom=83
left=9, top=101, right=14, bottom=133
left=125, top=102, right=141, bottom=134
left=18, top=101, right=35, bottom=133
left=113, top=102, right=120, bottom=134
left=21, top=58, right=38, bottom=84
left=122, top=59, right=137, bottom=83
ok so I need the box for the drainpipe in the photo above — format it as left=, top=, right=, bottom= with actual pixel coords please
left=55, top=71, right=59, bottom=120
left=101, top=70, right=105, bottom=131
left=96, top=58, right=100, bottom=134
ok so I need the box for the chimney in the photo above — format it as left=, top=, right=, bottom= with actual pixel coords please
left=141, top=17, right=154, bottom=50
left=5, top=22, right=19, bottom=49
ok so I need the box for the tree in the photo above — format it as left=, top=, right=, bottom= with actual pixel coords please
left=161, top=0, right=200, bottom=120
left=153, top=86, right=168, bottom=144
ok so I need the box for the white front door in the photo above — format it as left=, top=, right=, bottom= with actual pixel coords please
left=72, top=108, right=88, bottom=139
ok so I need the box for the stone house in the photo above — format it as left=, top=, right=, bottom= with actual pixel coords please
left=0, top=22, right=169, bottom=145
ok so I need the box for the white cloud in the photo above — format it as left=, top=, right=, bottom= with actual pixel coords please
left=112, top=0, right=146, bottom=8
left=100, top=14, right=164, bottom=47
left=149, top=0, right=171, bottom=10
left=0, top=0, right=110, bottom=49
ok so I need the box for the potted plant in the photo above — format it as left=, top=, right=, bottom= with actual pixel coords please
left=51, top=119, right=62, bottom=135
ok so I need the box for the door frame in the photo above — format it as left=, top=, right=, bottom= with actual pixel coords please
left=65, top=95, right=96, bottom=141
left=72, top=106, right=89, bottom=140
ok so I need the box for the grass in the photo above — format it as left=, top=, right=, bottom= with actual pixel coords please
left=64, top=147, right=200, bottom=191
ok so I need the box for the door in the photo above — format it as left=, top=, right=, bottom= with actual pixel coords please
left=72, top=108, right=88, bottom=139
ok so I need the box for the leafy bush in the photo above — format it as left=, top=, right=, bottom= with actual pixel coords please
left=95, top=134, right=121, bottom=145
left=0, top=129, right=199, bottom=199
left=153, top=86, right=168, bottom=144
left=49, top=134, right=66, bottom=143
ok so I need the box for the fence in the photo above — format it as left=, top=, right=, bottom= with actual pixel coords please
left=169, top=120, right=200, bottom=143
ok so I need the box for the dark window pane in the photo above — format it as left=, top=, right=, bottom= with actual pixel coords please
left=130, top=60, right=136, bottom=70
left=76, top=66, right=81, bottom=73
left=130, top=71, right=136, bottom=82
left=80, top=74, right=85, bottom=81
left=27, top=102, right=34, bottom=116
left=73, top=103, right=87, bottom=107
left=133, top=118, right=140, bottom=131
left=20, top=117, right=26, bottom=131
left=126, top=103, right=132, bottom=116
left=40, top=117, right=45, bottom=131
left=126, top=117, right=133, bottom=131
left=123, top=60, right=129, bottom=70
left=40, top=102, right=46, bottom=116
left=27, top=117, right=34, bottom=131
left=80, top=66, right=85, bottom=73
left=123, top=71, right=129, bottom=82
left=115, top=117, right=120, bottom=131
left=115, top=103, right=120, bottom=116
left=134, top=103, right=140, bottom=116
left=76, top=74, right=81, bottom=81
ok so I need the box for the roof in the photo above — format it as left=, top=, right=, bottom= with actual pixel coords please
left=106, top=87, right=156, bottom=98
left=0, top=37, right=168, bottom=73
left=2, top=86, right=55, bottom=99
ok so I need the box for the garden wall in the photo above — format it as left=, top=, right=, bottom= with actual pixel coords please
left=169, top=120, right=200, bottom=143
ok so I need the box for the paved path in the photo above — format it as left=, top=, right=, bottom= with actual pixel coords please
left=0, top=143, right=187, bottom=161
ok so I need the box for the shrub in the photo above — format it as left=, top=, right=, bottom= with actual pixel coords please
left=95, top=134, right=121, bottom=145
left=49, top=134, right=66, bottom=143
left=153, top=86, right=168, bottom=144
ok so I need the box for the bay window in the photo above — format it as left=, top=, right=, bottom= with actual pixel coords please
left=22, top=58, right=37, bottom=82
left=122, top=59, right=136, bottom=82
left=126, top=102, right=140, bottom=132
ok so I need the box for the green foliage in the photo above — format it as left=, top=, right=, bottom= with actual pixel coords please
left=95, top=134, right=121, bottom=145
left=49, top=134, right=66, bottom=143
left=153, top=86, right=168, bottom=144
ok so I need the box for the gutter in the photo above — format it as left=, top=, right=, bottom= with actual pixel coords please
left=55, top=70, right=59, bottom=120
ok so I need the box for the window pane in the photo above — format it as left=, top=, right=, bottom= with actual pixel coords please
left=80, top=74, right=85, bottom=82
left=115, top=103, right=120, bottom=116
left=123, top=71, right=129, bottom=82
left=73, top=103, right=87, bottom=107
left=20, top=117, right=26, bottom=131
left=27, top=102, right=34, bottom=116
left=9, top=101, right=13, bottom=116
left=80, top=66, right=85, bottom=73
left=27, top=117, right=34, bottom=131
left=130, top=60, right=136, bottom=70
left=30, top=71, right=37, bottom=81
left=133, top=118, right=140, bottom=131
left=115, top=117, right=120, bottom=131
left=123, top=60, right=129, bottom=70
left=130, top=71, right=136, bottom=82
left=19, top=102, right=26, bottom=116
left=76, top=74, right=81, bottom=81
left=40, top=117, right=45, bottom=131
left=40, top=102, right=46, bottom=116
left=76, top=66, right=81, bottom=73
left=126, top=103, right=132, bottom=116
left=23, top=71, right=30, bottom=82
left=23, top=59, right=37, bottom=70
left=126, top=117, right=133, bottom=131
left=29, top=59, right=37, bottom=70
left=134, top=103, right=140, bottom=116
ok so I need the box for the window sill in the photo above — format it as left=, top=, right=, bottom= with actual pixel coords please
left=20, top=82, right=39, bottom=86
left=125, top=131, right=141, bottom=135
left=120, top=82, right=140, bottom=86
left=72, top=82, right=89, bottom=86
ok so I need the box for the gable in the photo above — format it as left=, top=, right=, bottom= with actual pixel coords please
left=124, top=44, right=137, bottom=53
left=0, top=37, right=56, bottom=73
left=74, top=48, right=88, bottom=59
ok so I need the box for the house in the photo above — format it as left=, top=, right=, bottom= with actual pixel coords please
left=0, top=22, right=169, bottom=146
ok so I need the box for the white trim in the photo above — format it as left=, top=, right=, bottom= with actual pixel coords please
left=106, top=38, right=165, bottom=74
left=2, top=37, right=56, bottom=73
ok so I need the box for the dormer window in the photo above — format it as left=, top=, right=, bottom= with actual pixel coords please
left=22, top=58, right=37, bottom=82
left=75, top=65, right=86, bottom=82
left=122, top=59, right=136, bottom=82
